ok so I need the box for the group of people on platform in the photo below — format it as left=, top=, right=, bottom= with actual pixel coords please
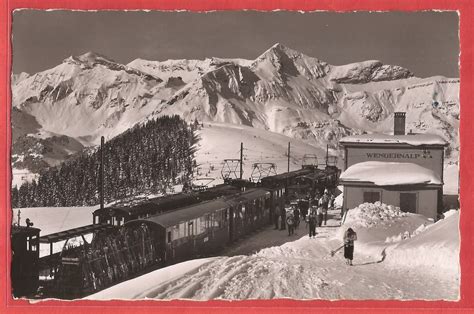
left=272, top=188, right=358, bottom=266
left=273, top=188, right=336, bottom=238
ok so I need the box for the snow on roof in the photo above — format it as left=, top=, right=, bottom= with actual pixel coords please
left=340, top=133, right=447, bottom=146
left=340, top=161, right=442, bottom=186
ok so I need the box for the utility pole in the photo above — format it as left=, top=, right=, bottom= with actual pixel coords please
left=240, top=142, right=243, bottom=179
left=287, top=142, right=291, bottom=172
left=100, top=136, right=105, bottom=210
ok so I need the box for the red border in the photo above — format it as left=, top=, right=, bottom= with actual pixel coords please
left=1, top=0, right=473, bottom=313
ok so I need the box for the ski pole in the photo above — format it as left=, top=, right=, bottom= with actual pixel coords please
left=330, top=244, right=344, bottom=257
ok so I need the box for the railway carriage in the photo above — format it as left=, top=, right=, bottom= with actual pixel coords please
left=225, top=189, right=272, bottom=242
left=127, top=199, right=231, bottom=264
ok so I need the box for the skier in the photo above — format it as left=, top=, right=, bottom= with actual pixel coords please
left=343, top=228, right=358, bottom=266
left=286, top=210, right=295, bottom=236
left=308, top=206, right=317, bottom=238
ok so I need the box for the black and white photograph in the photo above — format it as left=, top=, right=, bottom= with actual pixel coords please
left=10, top=10, right=460, bottom=301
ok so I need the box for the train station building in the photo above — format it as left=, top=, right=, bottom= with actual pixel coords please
left=339, top=113, right=448, bottom=219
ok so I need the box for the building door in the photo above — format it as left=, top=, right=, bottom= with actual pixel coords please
left=400, top=193, right=417, bottom=213
left=363, top=191, right=380, bottom=203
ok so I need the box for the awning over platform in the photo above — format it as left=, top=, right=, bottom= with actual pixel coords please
left=39, top=223, right=115, bottom=244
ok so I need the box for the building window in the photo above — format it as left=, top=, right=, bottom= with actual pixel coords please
left=188, top=221, right=194, bottom=236
left=167, top=231, right=172, bottom=243
left=400, top=193, right=417, bottom=213
left=363, top=191, right=381, bottom=203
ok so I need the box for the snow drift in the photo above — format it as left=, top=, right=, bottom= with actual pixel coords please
left=384, top=211, right=460, bottom=278
left=339, top=202, right=459, bottom=280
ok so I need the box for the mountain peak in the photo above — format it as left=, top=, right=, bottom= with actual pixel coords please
left=64, top=51, right=117, bottom=67
left=261, top=43, right=298, bottom=57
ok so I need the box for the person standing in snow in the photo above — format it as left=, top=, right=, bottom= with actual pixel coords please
left=286, top=210, right=295, bottom=236
left=299, top=196, right=309, bottom=221
left=292, top=203, right=300, bottom=229
left=319, top=189, right=330, bottom=225
left=343, top=228, right=358, bottom=266
left=280, top=205, right=286, bottom=230
left=273, top=206, right=280, bottom=230
left=329, top=193, right=336, bottom=210
left=317, top=206, right=324, bottom=227
left=308, top=206, right=317, bottom=238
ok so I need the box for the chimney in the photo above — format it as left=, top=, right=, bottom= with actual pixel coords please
left=394, top=112, right=406, bottom=135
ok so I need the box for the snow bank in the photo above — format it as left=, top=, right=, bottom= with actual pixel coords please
left=339, top=161, right=441, bottom=185
left=338, top=202, right=432, bottom=257
left=339, top=202, right=459, bottom=280
left=386, top=211, right=459, bottom=278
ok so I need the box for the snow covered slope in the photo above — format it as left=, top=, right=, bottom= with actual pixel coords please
left=385, top=210, right=459, bottom=277
left=193, top=123, right=336, bottom=186
left=11, top=44, right=459, bottom=177
left=12, top=52, right=167, bottom=143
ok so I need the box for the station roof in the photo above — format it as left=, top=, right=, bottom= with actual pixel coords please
left=39, top=223, right=115, bottom=244
left=339, top=134, right=447, bottom=147
left=339, top=161, right=442, bottom=186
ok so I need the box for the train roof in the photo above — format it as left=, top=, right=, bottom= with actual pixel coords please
left=128, top=199, right=230, bottom=228
left=148, top=192, right=197, bottom=206
left=298, top=169, right=334, bottom=180
left=260, top=168, right=312, bottom=182
left=126, top=188, right=270, bottom=228
left=225, top=188, right=270, bottom=204
left=94, top=184, right=241, bottom=217
left=93, top=204, right=160, bottom=217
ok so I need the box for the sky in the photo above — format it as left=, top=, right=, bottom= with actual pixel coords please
left=12, top=10, right=459, bottom=77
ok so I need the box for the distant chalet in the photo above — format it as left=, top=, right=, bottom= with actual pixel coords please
left=339, top=121, right=447, bottom=220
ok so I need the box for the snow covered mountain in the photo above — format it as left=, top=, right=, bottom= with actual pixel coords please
left=11, top=44, right=460, bottom=176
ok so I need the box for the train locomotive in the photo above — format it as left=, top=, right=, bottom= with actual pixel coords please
left=11, top=163, right=340, bottom=299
